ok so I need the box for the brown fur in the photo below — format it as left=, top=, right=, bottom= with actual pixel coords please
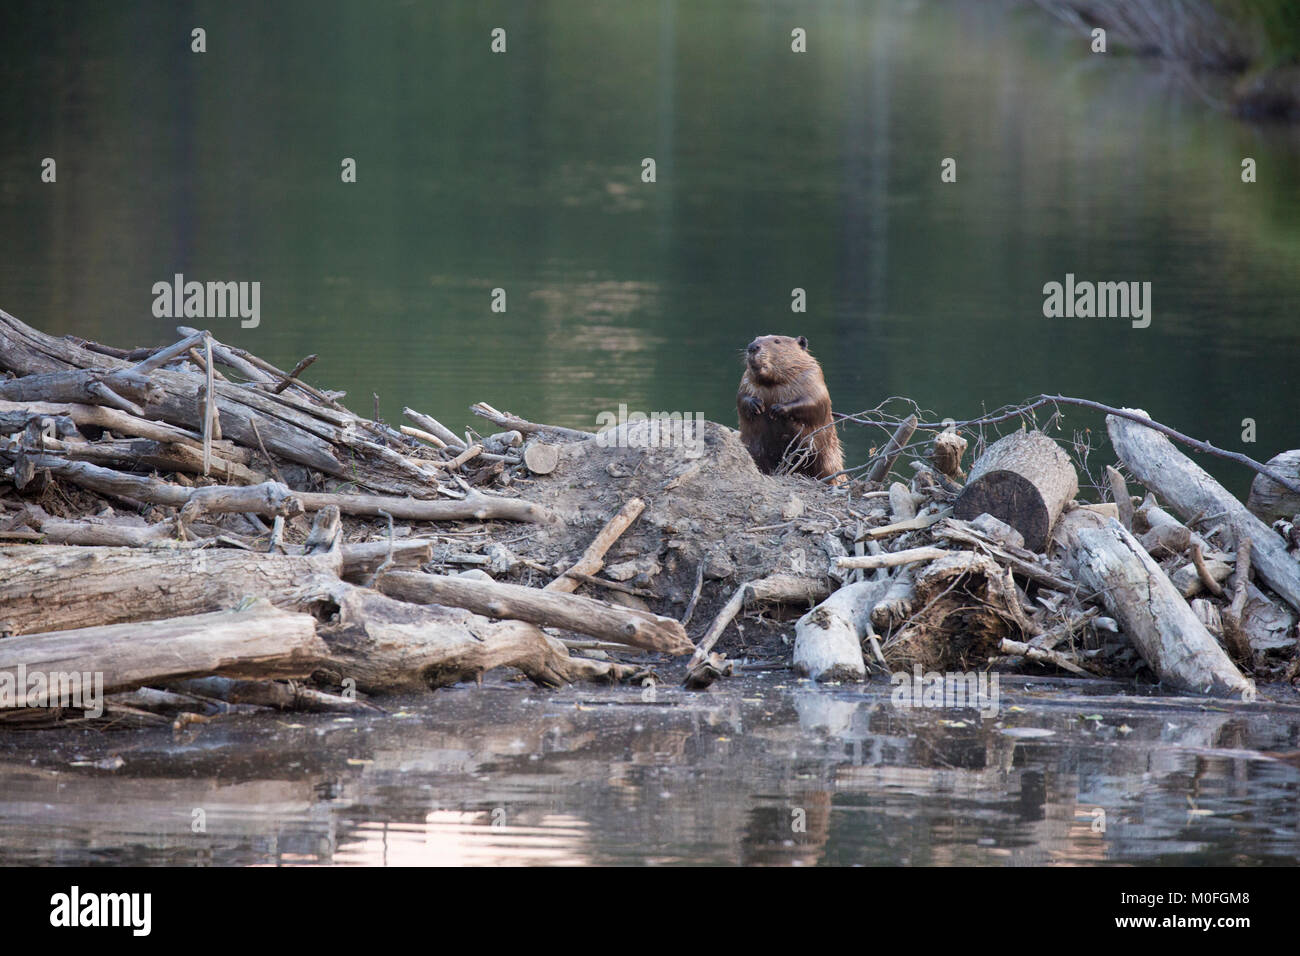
left=737, top=334, right=845, bottom=484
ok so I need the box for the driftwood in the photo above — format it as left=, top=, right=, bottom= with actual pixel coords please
left=836, top=546, right=952, bottom=572
left=1052, top=509, right=1254, bottom=699
left=1246, top=450, right=1300, bottom=524
left=864, top=415, right=917, bottom=483
left=0, top=545, right=341, bottom=635
left=470, top=402, right=594, bottom=442
left=315, top=586, right=634, bottom=691
left=690, top=574, right=831, bottom=668
left=170, top=677, right=379, bottom=714
left=0, top=601, right=326, bottom=708
left=954, top=430, right=1078, bottom=552
left=375, top=570, right=693, bottom=655
left=1108, top=410, right=1300, bottom=613
left=793, top=578, right=892, bottom=682
left=547, top=498, right=645, bottom=592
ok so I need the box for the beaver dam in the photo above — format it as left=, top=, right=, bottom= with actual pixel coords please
left=0, top=307, right=1298, bottom=731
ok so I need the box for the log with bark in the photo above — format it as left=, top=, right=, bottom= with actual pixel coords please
left=953, top=430, right=1078, bottom=552
left=1052, top=508, right=1254, bottom=699
left=375, top=570, right=693, bottom=655
left=0, top=601, right=326, bottom=710
left=1108, top=410, right=1300, bottom=614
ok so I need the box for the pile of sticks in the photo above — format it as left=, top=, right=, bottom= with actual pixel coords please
left=0, top=309, right=691, bottom=728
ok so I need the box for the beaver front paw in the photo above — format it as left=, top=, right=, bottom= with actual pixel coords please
left=740, top=395, right=765, bottom=417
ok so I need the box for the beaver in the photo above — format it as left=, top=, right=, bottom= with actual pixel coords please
left=737, top=334, right=845, bottom=484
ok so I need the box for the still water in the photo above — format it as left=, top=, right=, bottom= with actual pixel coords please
left=1, top=0, right=1299, bottom=865
left=1, top=676, right=1298, bottom=866
left=1, top=1, right=1297, bottom=486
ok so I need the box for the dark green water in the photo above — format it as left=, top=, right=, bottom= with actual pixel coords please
left=2, top=1, right=1300, bottom=868
left=2, top=0, right=1298, bottom=491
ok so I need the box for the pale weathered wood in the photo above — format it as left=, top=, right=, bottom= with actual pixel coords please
left=0, top=601, right=326, bottom=706
left=0, top=545, right=341, bottom=635
left=1247, top=450, right=1300, bottom=524
left=547, top=498, right=645, bottom=592
left=470, top=402, right=594, bottom=442
left=315, top=586, right=635, bottom=691
left=689, top=573, right=830, bottom=668
left=375, top=570, right=693, bottom=655
left=793, top=578, right=892, bottom=682
left=523, top=441, right=560, bottom=475
left=865, top=415, right=917, bottom=483
left=835, top=546, right=951, bottom=572
left=1108, top=410, right=1300, bottom=614
left=954, top=430, right=1078, bottom=552
left=1052, top=508, right=1254, bottom=699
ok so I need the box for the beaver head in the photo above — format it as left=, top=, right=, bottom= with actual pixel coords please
left=744, top=334, right=813, bottom=386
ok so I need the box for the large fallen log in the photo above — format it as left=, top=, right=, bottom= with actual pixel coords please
left=953, top=430, right=1078, bottom=552
left=0, top=601, right=325, bottom=709
left=314, top=586, right=636, bottom=690
left=793, top=578, right=892, bottom=682
left=375, top=570, right=694, bottom=655
left=1052, top=508, right=1254, bottom=699
left=0, top=545, right=341, bottom=635
left=1108, top=410, right=1300, bottom=614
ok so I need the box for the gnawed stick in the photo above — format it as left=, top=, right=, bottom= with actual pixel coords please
left=1106, top=465, right=1134, bottom=531
left=865, top=414, right=917, bottom=483
left=0, top=600, right=326, bottom=703
left=402, top=407, right=464, bottom=450
left=271, top=354, right=318, bottom=394
left=836, top=546, right=951, bottom=572
left=855, top=507, right=950, bottom=542
left=376, top=570, right=693, bottom=655
left=1221, top=539, right=1254, bottom=663
left=998, top=638, right=1092, bottom=677
left=690, top=573, right=830, bottom=668
left=547, top=498, right=645, bottom=592
left=470, top=402, right=594, bottom=442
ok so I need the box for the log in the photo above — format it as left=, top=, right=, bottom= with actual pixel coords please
left=835, top=546, right=951, bottom=572
left=0, top=601, right=326, bottom=707
left=1052, top=508, right=1254, bottom=699
left=297, top=489, right=558, bottom=525
left=865, top=415, right=917, bottom=483
left=0, top=545, right=341, bottom=635
left=953, top=430, right=1078, bottom=552
left=1246, top=450, right=1300, bottom=524
left=690, top=574, right=831, bottom=667
left=547, top=498, right=645, bottom=592
left=523, top=441, right=560, bottom=475
left=793, top=578, right=892, bottom=682
left=1108, top=410, right=1300, bottom=613
left=470, top=402, right=594, bottom=442
left=314, top=586, right=635, bottom=691
left=375, top=570, right=693, bottom=655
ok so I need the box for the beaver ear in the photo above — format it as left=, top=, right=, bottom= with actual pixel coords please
left=796, top=336, right=808, bottom=350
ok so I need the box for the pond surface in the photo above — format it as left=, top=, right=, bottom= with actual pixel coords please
left=1, top=0, right=1299, bottom=866
left=1, top=675, right=1298, bottom=866
left=1, top=0, right=1297, bottom=494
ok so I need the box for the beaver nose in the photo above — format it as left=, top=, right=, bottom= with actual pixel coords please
left=746, top=341, right=759, bottom=355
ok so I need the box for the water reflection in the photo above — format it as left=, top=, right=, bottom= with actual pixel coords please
left=1, top=677, right=1296, bottom=866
